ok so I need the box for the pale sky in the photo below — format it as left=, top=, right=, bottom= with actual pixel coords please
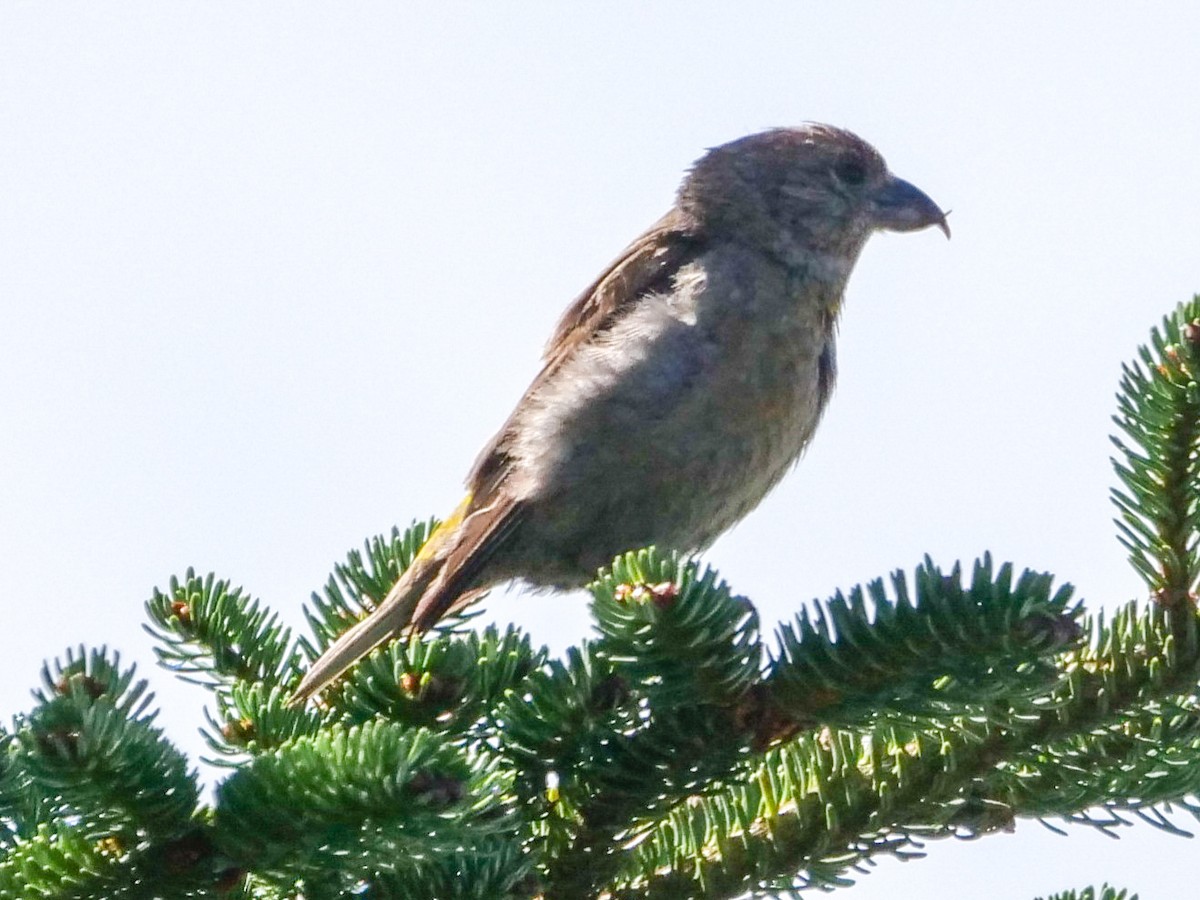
left=3, top=4, right=1199, bottom=897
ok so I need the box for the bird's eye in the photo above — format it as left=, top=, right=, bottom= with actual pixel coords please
left=833, top=157, right=868, bottom=187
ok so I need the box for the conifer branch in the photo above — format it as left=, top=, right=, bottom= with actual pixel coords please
left=5, top=298, right=1200, bottom=897
left=1035, top=886, right=1138, bottom=900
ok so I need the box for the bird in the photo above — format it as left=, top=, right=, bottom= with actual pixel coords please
left=291, top=124, right=948, bottom=703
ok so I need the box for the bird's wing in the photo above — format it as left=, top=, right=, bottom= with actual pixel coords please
left=407, top=209, right=701, bottom=629
left=407, top=210, right=702, bottom=630
left=466, top=207, right=701, bottom=497
left=408, top=493, right=524, bottom=630
left=291, top=209, right=701, bottom=703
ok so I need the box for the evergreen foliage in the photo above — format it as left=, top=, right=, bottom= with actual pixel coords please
left=1035, top=887, right=1137, bottom=900
left=3, top=297, right=1200, bottom=898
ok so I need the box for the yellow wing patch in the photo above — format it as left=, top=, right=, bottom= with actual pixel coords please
left=414, top=492, right=474, bottom=565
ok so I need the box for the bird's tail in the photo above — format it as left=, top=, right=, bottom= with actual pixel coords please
left=289, top=548, right=443, bottom=705
left=289, top=492, right=513, bottom=704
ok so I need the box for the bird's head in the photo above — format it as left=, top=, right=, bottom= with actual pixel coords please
left=678, top=124, right=948, bottom=270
